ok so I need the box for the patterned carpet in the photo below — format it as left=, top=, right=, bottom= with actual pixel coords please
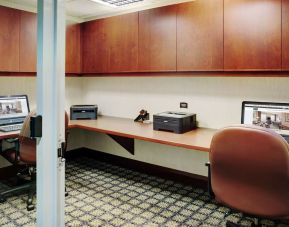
left=0, top=156, right=288, bottom=227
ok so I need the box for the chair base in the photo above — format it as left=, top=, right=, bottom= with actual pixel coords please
left=0, top=183, right=31, bottom=199
left=0, top=195, right=6, bottom=203
left=27, top=204, right=34, bottom=211
left=0, top=182, right=34, bottom=211
left=26, top=181, right=36, bottom=211
left=1, top=185, right=68, bottom=211
left=0, top=167, right=36, bottom=211
left=226, top=219, right=261, bottom=227
left=226, top=221, right=240, bottom=227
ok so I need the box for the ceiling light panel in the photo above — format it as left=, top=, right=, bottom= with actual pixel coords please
left=106, top=0, right=144, bottom=6
left=91, top=0, right=144, bottom=7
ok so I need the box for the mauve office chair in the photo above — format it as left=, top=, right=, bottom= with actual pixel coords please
left=207, top=125, right=289, bottom=226
left=0, top=112, right=69, bottom=211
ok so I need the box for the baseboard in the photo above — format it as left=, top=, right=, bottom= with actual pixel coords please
left=66, top=148, right=208, bottom=189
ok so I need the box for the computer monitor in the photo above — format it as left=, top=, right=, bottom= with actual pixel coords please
left=241, top=101, right=289, bottom=136
left=0, top=95, right=30, bottom=126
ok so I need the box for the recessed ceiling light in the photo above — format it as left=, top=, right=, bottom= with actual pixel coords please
left=90, top=0, right=144, bottom=7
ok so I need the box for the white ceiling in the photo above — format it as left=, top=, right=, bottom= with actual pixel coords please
left=0, top=0, right=193, bottom=23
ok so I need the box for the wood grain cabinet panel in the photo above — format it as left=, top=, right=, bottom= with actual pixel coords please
left=82, top=19, right=108, bottom=73
left=224, top=0, right=282, bottom=71
left=82, top=13, right=138, bottom=73
left=282, top=0, right=289, bottom=70
left=139, top=5, right=177, bottom=72
left=20, top=12, right=81, bottom=74
left=108, top=13, right=138, bottom=72
left=0, top=6, right=20, bottom=72
left=66, top=23, right=81, bottom=74
left=20, top=11, right=37, bottom=72
left=177, top=0, right=223, bottom=71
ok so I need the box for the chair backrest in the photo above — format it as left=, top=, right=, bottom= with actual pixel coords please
left=19, top=111, right=69, bottom=164
left=19, top=111, right=37, bottom=164
left=210, top=125, right=289, bottom=218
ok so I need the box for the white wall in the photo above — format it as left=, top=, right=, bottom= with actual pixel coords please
left=0, top=77, right=83, bottom=111
left=82, top=77, right=289, bottom=129
left=1, top=76, right=289, bottom=176
left=0, top=77, right=37, bottom=110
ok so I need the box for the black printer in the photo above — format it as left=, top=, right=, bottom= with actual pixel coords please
left=153, top=111, right=197, bottom=134
left=70, top=105, right=98, bottom=120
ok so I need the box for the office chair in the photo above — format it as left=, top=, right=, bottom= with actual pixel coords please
left=207, top=125, right=289, bottom=226
left=0, top=112, right=69, bottom=211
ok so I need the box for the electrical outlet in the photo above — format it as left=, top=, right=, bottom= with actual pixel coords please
left=180, top=102, right=188, bottom=109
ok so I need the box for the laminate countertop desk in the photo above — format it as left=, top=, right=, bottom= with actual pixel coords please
left=0, top=131, right=19, bottom=140
left=0, top=116, right=217, bottom=153
left=69, top=115, right=217, bottom=153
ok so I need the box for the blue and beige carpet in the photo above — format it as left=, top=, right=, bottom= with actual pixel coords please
left=0, top=156, right=288, bottom=226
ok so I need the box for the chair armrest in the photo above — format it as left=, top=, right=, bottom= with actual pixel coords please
left=205, top=162, right=215, bottom=199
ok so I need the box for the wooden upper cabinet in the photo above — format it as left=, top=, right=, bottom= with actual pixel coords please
left=66, top=23, right=81, bottom=74
left=108, top=13, right=138, bottom=73
left=224, top=0, right=282, bottom=71
left=20, top=15, right=82, bottom=74
left=20, top=14, right=82, bottom=74
left=177, top=0, right=223, bottom=71
left=138, top=5, right=177, bottom=72
left=0, top=6, right=20, bottom=72
left=20, top=11, right=37, bottom=72
left=282, top=0, right=289, bottom=70
left=82, top=19, right=108, bottom=73
left=82, top=13, right=138, bottom=73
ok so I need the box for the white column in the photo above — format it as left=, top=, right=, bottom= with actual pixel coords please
left=36, top=0, right=66, bottom=226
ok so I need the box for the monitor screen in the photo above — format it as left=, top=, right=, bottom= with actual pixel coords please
left=242, top=101, right=289, bottom=136
left=0, top=95, right=30, bottom=126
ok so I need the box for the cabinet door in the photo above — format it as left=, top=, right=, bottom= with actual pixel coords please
left=108, top=13, right=138, bottom=73
left=20, top=11, right=37, bottom=72
left=66, top=23, right=81, bottom=74
left=139, top=5, right=176, bottom=72
left=177, top=0, right=223, bottom=71
left=224, top=0, right=281, bottom=71
left=0, top=6, right=20, bottom=72
left=82, top=13, right=138, bottom=73
left=82, top=19, right=108, bottom=73
left=283, top=0, right=289, bottom=70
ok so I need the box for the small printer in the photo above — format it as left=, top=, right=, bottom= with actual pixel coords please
left=70, top=105, right=98, bottom=120
left=153, top=111, right=197, bottom=134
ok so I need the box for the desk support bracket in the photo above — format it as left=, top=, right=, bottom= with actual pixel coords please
left=108, top=134, right=134, bottom=155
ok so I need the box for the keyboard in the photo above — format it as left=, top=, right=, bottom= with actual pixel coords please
left=0, top=124, right=22, bottom=132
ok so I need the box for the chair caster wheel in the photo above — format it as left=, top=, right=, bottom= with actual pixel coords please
left=0, top=196, right=6, bottom=203
left=65, top=191, right=68, bottom=197
left=226, top=221, right=240, bottom=227
left=27, top=204, right=35, bottom=211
